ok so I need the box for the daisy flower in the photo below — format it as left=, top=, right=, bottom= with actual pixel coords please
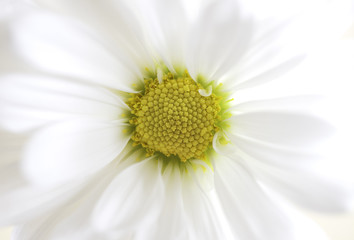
left=0, top=0, right=353, bottom=239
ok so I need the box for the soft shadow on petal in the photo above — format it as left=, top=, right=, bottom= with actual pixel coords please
left=225, top=98, right=354, bottom=212
left=0, top=130, right=87, bottom=226
left=220, top=0, right=352, bottom=90
left=33, top=0, right=155, bottom=72
left=219, top=17, right=306, bottom=90
left=0, top=75, right=129, bottom=132
left=135, top=163, right=188, bottom=240
left=228, top=111, right=335, bottom=149
left=185, top=0, right=254, bottom=82
left=232, top=136, right=354, bottom=212
left=230, top=55, right=305, bottom=91
left=0, top=130, right=27, bottom=166
left=22, top=119, right=131, bottom=185
left=0, top=161, right=84, bottom=226
left=10, top=13, right=141, bottom=92
left=11, top=167, right=117, bottom=240
left=214, top=155, right=329, bottom=240
left=129, top=0, right=190, bottom=71
left=182, top=163, right=231, bottom=240
left=184, top=0, right=308, bottom=87
left=231, top=95, right=325, bottom=114
left=10, top=148, right=146, bottom=240
left=92, top=158, right=164, bottom=232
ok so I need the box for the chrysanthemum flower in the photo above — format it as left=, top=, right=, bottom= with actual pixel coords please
left=0, top=0, right=353, bottom=239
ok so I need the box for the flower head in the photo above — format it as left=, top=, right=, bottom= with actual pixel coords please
left=0, top=0, right=353, bottom=239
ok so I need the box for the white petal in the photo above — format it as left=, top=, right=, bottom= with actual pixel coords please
left=228, top=111, right=335, bottom=149
left=225, top=97, right=354, bottom=212
left=0, top=19, right=16, bottom=73
left=11, top=13, right=140, bottom=91
left=22, top=119, right=131, bottom=185
left=229, top=55, right=305, bottom=91
left=0, top=162, right=83, bottom=226
left=0, top=130, right=27, bottom=166
left=218, top=19, right=308, bottom=90
left=214, top=155, right=329, bottom=240
left=11, top=165, right=120, bottom=240
left=92, top=158, right=164, bottom=232
left=33, top=0, right=155, bottom=72
left=232, top=136, right=354, bottom=212
left=187, top=0, right=352, bottom=88
left=135, top=162, right=226, bottom=240
left=182, top=164, right=230, bottom=240
left=130, top=0, right=190, bottom=71
left=135, top=163, right=188, bottom=240
left=184, top=0, right=307, bottom=86
left=229, top=135, right=320, bottom=169
left=185, top=0, right=254, bottom=81
left=231, top=95, right=325, bottom=113
left=0, top=74, right=129, bottom=132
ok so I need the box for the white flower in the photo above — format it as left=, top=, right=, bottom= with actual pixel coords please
left=0, top=0, right=353, bottom=239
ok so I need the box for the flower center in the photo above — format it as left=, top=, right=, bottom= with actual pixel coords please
left=128, top=71, right=221, bottom=162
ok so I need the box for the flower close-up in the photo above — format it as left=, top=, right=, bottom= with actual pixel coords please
left=1, top=0, right=354, bottom=239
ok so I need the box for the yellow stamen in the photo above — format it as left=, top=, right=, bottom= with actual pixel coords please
left=128, top=72, right=221, bottom=162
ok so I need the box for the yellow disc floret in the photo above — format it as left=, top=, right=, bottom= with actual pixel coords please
left=128, top=71, right=221, bottom=162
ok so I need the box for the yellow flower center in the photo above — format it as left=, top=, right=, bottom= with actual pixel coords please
left=128, top=72, right=221, bottom=162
